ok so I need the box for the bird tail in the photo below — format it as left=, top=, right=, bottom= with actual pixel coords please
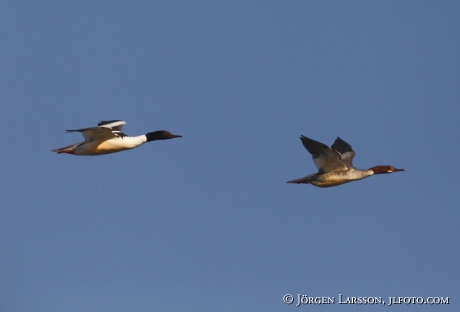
left=287, top=178, right=309, bottom=184
left=286, top=175, right=313, bottom=184
left=51, top=142, right=82, bottom=154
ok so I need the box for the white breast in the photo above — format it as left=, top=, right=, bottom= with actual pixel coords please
left=75, top=136, right=147, bottom=155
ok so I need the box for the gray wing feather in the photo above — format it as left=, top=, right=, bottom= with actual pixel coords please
left=331, top=137, right=356, bottom=167
left=66, top=120, right=127, bottom=141
left=300, top=135, right=348, bottom=172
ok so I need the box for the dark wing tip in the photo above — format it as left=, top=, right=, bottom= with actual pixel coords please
left=331, top=137, right=354, bottom=153
left=299, top=135, right=330, bottom=157
left=98, top=120, right=123, bottom=126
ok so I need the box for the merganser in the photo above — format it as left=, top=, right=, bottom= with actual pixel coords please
left=52, top=120, right=181, bottom=156
left=287, top=136, right=404, bottom=187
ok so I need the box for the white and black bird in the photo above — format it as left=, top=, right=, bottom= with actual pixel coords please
left=52, top=120, right=181, bottom=156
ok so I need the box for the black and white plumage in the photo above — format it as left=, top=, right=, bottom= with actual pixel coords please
left=52, top=120, right=181, bottom=156
left=65, top=120, right=129, bottom=140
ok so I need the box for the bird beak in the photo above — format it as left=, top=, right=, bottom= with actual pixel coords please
left=394, top=168, right=404, bottom=172
left=171, top=134, right=182, bottom=138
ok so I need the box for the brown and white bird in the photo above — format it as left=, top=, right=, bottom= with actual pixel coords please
left=287, top=136, right=404, bottom=187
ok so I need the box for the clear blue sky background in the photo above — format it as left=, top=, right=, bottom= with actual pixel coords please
left=1, top=1, right=459, bottom=311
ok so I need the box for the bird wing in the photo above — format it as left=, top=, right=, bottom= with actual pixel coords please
left=66, top=120, right=127, bottom=142
left=331, top=137, right=356, bottom=167
left=300, top=135, right=348, bottom=172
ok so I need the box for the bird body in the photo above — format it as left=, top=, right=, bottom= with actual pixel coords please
left=288, top=167, right=375, bottom=187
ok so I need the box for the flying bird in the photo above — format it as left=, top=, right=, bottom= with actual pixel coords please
left=52, top=120, right=181, bottom=156
left=287, top=136, right=404, bottom=187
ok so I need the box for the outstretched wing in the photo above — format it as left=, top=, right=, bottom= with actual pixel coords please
left=300, top=135, right=348, bottom=172
left=331, top=137, right=356, bottom=167
left=98, top=120, right=125, bottom=131
left=66, top=120, right=128, bottom=141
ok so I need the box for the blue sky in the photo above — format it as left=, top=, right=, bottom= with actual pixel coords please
left=1, top=1, right=459, bottom=311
